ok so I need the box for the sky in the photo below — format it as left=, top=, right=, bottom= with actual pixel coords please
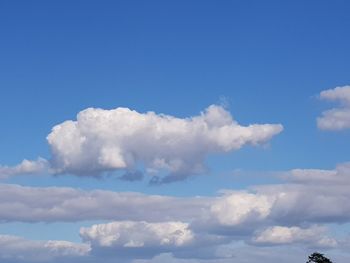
left=0, top=0, right=350, bottom=262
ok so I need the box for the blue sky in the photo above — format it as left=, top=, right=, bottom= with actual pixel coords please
left=1, top=1, right=350, bottom=262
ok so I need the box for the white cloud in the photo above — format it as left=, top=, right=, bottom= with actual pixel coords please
left=0, top=184, right=210, bottom=223
left=0, top=105, right=282, bottom=183
left=317, top=85, right=350, bottom=130
left=320, top=86, right=350, bottom=103
left=206, top=163, right=350, bottom=228
left=1, top=173, right=350, bottom=261
left=0, top=234, right=90, bottom=262
left=79, top=220, right=228, bottom=260
left=0, top=232, right=341, bottom=263
left=252, top=225, right=337, bottom=248
left=0, top=158, right=49, bottom=179
left=80, top=221, right=194, bottom=248
left=43, top=105, right=282, bottom=182
left=317, top=108, right=350, bottom=130
left=286, top=162, right=350, bottom=184
left=2, top=165, right=350, bottom=226
left=0, top=237, right=315, bottom=263
left=132, top=253, right=201, bottom=263
left=0, top=235, right=314, bottom=263
left=132, top=246, right=315, bottom=263
left=287, top=169, right=337, bottom=183
left=2, top=161, right=350, bottom=229
left=255, top=183, right=350, bottom=224
left=2, top=161, right=350, bottom=261
left=209, top=191, right=274, bottom=226
left=43, top=240, right=90, bottom=257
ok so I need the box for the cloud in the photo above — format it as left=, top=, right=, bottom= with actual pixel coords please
left=0, top=232, right=341, bottom=263
left=0, top=184, right=210, bottom=223
left=1, top=161, right=350, bottom=261
left=133, top=253, right=199, bottom=263
left=2, top=160, right=350, bottom=228
left=0, top=105, right=283, bottom=183
left=0, top=158, right=49, bottom=179
left=0, top=234, right=318, bottom=263
left=209, top=191, right=274, bottom=226
left=0, top=234, right=90, bottom=262
left=1, top=171, right=350, bottom=262
left=79, top=220, right=227, bottom=260
left=2, top=161, right=350, bottom=226
left=0, top=105, right=281, bottom=183
left=317, top=85, right=350, bottom=130
left=80, top=221, right=194, bottom=248
left=203, top=163, right=350, bottom=230
left=132, top=246, right=318, bottom=263
left=286, top=162, right=350, bottom=185
left=251, top=225, right=337, bottom=248
left=319, top=85, right=350, bottom=103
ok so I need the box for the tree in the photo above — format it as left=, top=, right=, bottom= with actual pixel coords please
left=307, top=252, right=333, bottom=263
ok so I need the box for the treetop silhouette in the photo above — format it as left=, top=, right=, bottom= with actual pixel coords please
left=307, top=252, right=333, bottom=263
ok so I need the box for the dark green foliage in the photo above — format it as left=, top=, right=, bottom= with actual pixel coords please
left=307, top=252, right=333, bottom=263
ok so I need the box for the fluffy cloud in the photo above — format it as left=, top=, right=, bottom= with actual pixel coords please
left=317, top=85, right=350, bottom=130
left=0, top=158, right=49, bottom=179
left=80, top=221, right=194, bottom=248
left=79, top=220, right=229, bottom=260
left=0, top=234, right=90, bottom=262
left=0, top=105, right=281, bottom=183
left=251, top=225, right=337, bottom=248
left=209, top=191, right=274, bottom=226
left=0, top=105, right=283, bottom=183
left=319, top=85, right=350, bottom=104
left=205, top=163, right=350, bottom=229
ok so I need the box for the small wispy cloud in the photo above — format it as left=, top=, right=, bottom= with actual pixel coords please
left=317, top=85, right=350, bottom=130
left=0, top=158, right=49, bottom=179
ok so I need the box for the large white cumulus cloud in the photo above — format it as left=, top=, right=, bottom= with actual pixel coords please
left=45, top=105, right=282, bottom=182
left=317, top=85, right=350, bottom=130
